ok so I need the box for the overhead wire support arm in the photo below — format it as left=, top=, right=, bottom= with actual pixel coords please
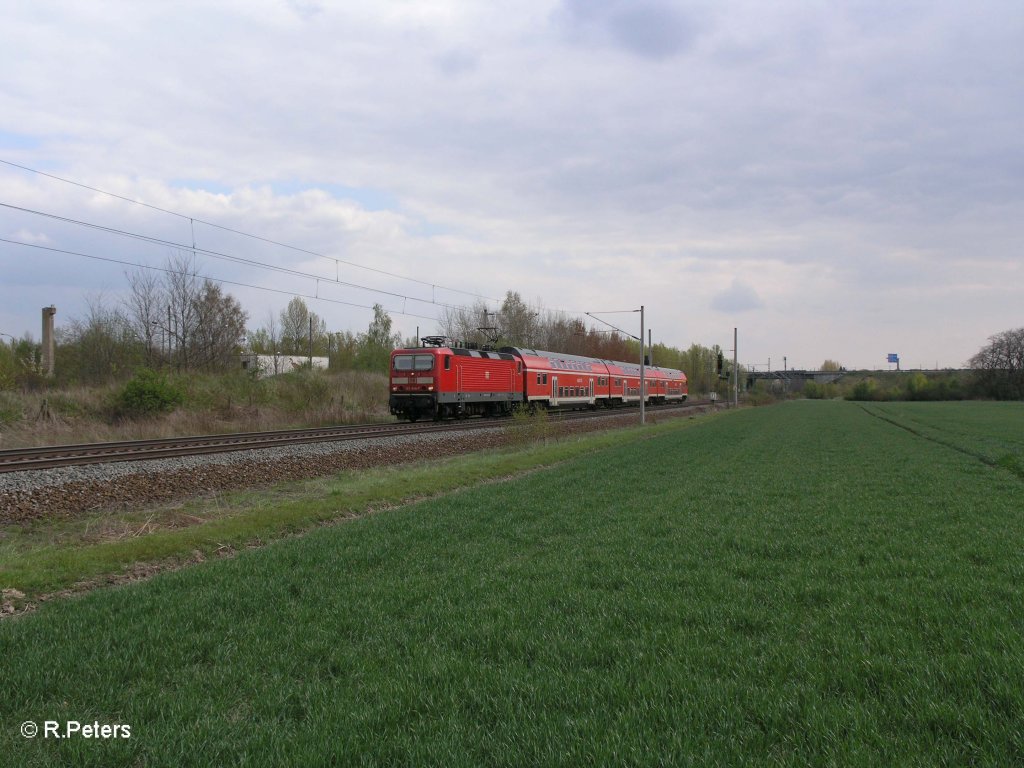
left=584, top=310, right=641, bottom=341
left=587, top=308, right=645, bottom=425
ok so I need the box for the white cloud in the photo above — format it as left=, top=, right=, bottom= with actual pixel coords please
left=1, top=0, right=1022, bottom=369
left=10, top=228, right=51, bottom=245
left=710, top=279, right=764, bottom=314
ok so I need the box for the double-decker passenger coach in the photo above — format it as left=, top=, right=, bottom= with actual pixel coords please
left=390, top=337, right=687, bottom=421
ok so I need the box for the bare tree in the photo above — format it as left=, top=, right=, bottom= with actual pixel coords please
left=969, top=327, right=1024, bottom=399
left=62, top=294, right=140, bottom=383
left=124, top=268, right=164, bottom=366
left=164, top=251, right=203, bottom=370
left=438, top=300, right=491, bottom=348
left=124, top=252, right=249, bottom=373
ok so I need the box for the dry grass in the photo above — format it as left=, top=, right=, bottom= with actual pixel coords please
left=0, top=369, right=390, bottom=449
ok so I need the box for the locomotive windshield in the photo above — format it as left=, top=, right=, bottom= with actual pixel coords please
left=393, top=354, right=434, bottom=372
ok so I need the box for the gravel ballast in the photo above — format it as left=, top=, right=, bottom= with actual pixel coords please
left=0, top=408, right=712, bottom=522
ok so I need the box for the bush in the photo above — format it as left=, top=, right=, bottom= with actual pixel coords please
left=845, top=379, right=889, bottom=402
left=803, top=380, right=839, bottom=400
left=273, top=369, right=335, bottom=414
left=0, top=391, right=22, bottom=427
left=114, top=369, right=185, bottom=418
left=744, top=391, right=778, bottom=406
left=508, top=405, right=553, bottom=444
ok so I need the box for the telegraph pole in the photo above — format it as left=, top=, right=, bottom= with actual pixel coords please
left=640, top=305, right=645, bottom=425
left=583, top=306, right=648, bottom=425
left=733, top=327, right=738, bottom=407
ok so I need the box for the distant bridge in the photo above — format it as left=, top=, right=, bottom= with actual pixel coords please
left=746, top=370, right=846, bottom=392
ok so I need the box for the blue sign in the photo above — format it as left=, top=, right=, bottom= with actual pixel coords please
left=887, top=353, right=899, bottom=363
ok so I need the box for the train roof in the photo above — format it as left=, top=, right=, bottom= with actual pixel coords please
left=393, top=346, right=515, bottom=361
left=501, top=347, right=608, bottom=372
left=501, top=347, right=685, bottom=377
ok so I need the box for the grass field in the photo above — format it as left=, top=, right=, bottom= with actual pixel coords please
left=2, top=401, right=1023, bottom=766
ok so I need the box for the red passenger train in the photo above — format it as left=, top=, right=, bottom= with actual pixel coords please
left=389, top=342, right=687, bottom=421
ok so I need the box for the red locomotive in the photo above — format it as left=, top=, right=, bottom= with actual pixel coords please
left=389, top=340, right=687, bottom=421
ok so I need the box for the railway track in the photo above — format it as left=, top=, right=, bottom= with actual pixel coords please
left=0, top=400, right=713, bottom=473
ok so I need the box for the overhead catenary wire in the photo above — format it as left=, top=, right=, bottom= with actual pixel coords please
left=0, top=237, right=441, bottom=322
left=0, top=158, right=631, bottom=328
left=0, top=201, right=466, bottom=313
left=0, top=158, right=500, bottom=304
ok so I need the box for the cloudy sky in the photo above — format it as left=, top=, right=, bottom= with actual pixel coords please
left=2, top=0, right=1021, bottom=370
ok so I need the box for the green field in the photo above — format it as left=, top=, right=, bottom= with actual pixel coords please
left=2, top=401, right=1023, bottom=766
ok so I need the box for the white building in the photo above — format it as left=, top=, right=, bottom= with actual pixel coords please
left=240, top=354, right=329, bottom=378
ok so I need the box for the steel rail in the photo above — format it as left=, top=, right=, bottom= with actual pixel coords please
left=0, top=401, right=712, bottom=474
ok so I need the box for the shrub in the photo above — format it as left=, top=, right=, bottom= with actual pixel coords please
left=115, top=369, right=185, bottom=418
left=509, top=405, right=553, bottom=445
left=744, top=391, right=778, bottom=406
left=274, top=369, right=334, bottom=414
left=846, top=380, right=884, bottom=401
left=0, top=391, right=22, bottom=427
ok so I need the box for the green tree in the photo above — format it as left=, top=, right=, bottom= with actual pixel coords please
left=279, top=297, right=328, bottom=356
left=189, top=281, right=248, bottom=371
left=355, top=304, right=400, bottom=372
left=330, top=331, right=359, bottom=370
left=498, top=291, right=539, bottom=347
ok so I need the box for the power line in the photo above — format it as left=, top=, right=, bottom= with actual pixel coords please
left=0, top=158, right=622, bottom=326
left=0, top=201, right=465, bottom=312
left=0, top=237, right=441, bottom=322
left=0, top=157, right=500, bottom=303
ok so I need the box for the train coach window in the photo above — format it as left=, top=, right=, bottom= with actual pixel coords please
left=542, top=373, right=548, bottom=385
left=394, top=354, right=434, bottom=371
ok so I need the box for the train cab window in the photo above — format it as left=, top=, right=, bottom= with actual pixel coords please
left=444, top=355, right=451, bottom=371
left=394, top=354, right=433, bottom=371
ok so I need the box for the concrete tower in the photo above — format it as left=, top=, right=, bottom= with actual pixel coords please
left=41, top=305, right=56, bottom=377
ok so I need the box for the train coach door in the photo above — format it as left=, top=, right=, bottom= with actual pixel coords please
left=551, top=375, right=558, bottom=405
